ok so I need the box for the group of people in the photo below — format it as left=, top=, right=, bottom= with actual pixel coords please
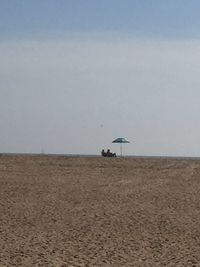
left=101, top=149, right=116, bottom=157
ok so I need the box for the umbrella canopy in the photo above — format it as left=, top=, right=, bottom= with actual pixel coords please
left=112, top=137, right=130, bottom=156
left=112, top=137, right=130, bottom=144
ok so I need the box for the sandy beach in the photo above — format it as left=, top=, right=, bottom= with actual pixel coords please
left=1, top=154, right=200, bottom=266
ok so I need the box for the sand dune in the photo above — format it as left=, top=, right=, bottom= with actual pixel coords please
left=0, top=154, right=200, bottom=266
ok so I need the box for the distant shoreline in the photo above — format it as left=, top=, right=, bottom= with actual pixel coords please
left=1, top=152, right=200, bottom=161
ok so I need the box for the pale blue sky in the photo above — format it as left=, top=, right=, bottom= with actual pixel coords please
left=1, top=1, right=200, bottom=156
left=1, top=0, right=200, bottom=39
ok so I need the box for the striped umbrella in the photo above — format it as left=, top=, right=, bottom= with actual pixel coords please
left=112, top=137, right=130, bottom=156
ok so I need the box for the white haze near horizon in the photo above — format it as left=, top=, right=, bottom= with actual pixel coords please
left=1, top=37, right=200, bottom=156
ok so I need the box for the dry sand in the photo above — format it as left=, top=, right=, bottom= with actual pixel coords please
left=1, top=154, right=200, bottom=266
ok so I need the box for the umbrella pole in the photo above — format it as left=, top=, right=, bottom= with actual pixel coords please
left=120, top=143, right=122, bottom=156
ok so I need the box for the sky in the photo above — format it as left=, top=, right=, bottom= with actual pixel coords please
left=1, top=1, right=200, bottom=156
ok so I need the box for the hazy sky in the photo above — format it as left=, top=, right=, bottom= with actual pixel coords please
left=1, top=1, right=200, bottom=156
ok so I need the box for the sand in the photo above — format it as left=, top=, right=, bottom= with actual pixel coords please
left=1, top=154, right=200, bottom=266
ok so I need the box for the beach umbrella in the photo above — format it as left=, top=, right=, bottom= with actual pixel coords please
left=112, top=137, right=130, bottom=156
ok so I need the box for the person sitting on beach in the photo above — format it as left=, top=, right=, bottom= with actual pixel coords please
left=107, top=149, right=116, bottom=157
left=107, top=149, right=112, bottom=157
left=101, top=149, right=116, bottom=157
left=101, top=149, right=107, bottom=157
